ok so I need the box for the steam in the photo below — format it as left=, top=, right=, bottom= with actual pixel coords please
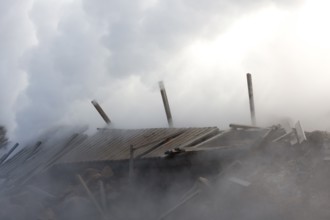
left=4, top=0, right=330, bottom=143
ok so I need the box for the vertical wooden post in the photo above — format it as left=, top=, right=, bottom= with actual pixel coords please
left=246, top=73, right=256, bottom=126
left=129, top=145, right=134, bottom=180
left=91, top=100, right=111, bottom=125
left=159, top=81, right=173, bottom=128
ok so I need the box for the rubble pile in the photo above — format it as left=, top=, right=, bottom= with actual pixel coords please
left=0, top=124, right=330, bottom=220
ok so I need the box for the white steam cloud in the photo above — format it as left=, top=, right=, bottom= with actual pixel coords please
left=3, top=0, right=330, bottom=142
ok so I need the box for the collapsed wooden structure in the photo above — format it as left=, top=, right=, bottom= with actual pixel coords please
left=1, top=121, right=329, bottom=220
left=2, top=74, right=330, bottom=219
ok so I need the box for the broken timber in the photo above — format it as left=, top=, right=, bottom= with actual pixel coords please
left=159, top=81, right=174, bottom=128
left=91, top=100, right=111, bottom=125
left=246, top=73, right=256, bottom=126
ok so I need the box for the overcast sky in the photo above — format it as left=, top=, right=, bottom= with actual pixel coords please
left=1, top=0, right=330, bottom=141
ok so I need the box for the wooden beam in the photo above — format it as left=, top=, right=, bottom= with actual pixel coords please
left=246, top=73, right=256, bottom=126
left=159, top=81, right=173, bottom=128
left=91, top=100, right=111, bottom=125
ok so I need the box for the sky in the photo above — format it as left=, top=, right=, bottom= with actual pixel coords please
left=1, top=0, right=330, bottom=141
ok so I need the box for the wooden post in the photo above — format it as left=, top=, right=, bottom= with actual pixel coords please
left=129, top=145, right=134, bottom=181
left=91, top=100, right=111, bottom=125
left=246, top=73, right=256, bottom=126
left=159, top=81, right=173, bottom=127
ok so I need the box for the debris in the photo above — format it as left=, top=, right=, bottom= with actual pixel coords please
left=272, top=121, right=307, bottom=145
left=228, top=177, right=251, bottom=187
left=246, top=73, right=256, bottom=126
left=99, top=180, right=107, bottom=211
left=91, top=100, right=111, bottom=125
left=0, top=143, right=19, bottom=164
left=252, top=128, right=277, bottom=151
left=27, top=185, right=56, bottom=200
left=159, top=81, right=173, bottom=128
left=158, top=176, right=211, bottom=220
left=164, top=148, right=186, bottom=157
left=272, top=131, right=293, bottom=143
left=76, top=174, right=107, bottom=220
left=295, top=121, right=307, bottom=144
left=129, top=144, right=134, bottom=180
left=229, top=124, right=260, bottom=130
left=158, top=189, right=200, bottom=220
left=0, top=122, right=329, bottom=220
